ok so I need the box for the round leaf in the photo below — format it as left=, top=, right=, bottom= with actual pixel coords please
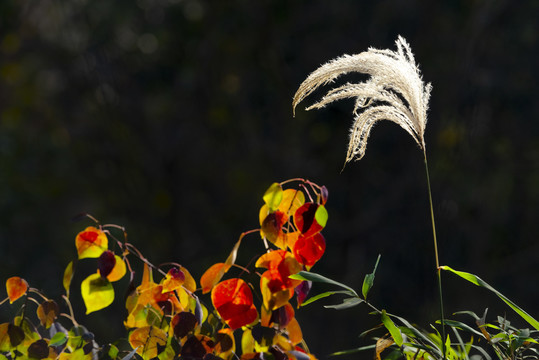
left=75, top=227, right=108, bottom=259
left=211, top=278, right=258, bottom=330
left=263, top=183, right=283, bottom=211
left=6, top=277, right=28, bottom=304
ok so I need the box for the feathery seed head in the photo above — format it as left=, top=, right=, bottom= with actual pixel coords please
left=293, top=36, right=431, bottom=164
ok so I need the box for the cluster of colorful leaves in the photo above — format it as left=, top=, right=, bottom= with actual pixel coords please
left=1, top=179, right=327, bottom=360
left=200, top=180, right=329, bottom=360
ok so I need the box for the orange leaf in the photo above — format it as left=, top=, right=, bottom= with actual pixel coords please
left=75, top=226, right=108, bottom=259
left=200, top=263, right=230, bottom=294
left=36, top=300, right=59, bottom=329
left=105, top=255, right=126, bottom=282
left=211, top=278, right=258, bottom=330
left=6, top=277, right=28, bottom=304
left=260, top=211, right=288, bottom=246
left=286, top=317, right=303, bottom=345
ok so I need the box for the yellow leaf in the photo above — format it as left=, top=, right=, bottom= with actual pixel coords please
left=128, top=326, right=167, bottom=360
left=63, top=261, right=74, bottom=297
left=81, top=273, right=114, bottom=314
left=179, top=266, right=196, bottom=293
left=278, top=189, right=305, bottom=217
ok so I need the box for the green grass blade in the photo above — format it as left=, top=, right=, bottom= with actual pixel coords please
left=441, top=266, right=539, bottom=331
left=300, top=290, right=353, bottom=307
left=289, top=271, right=358, bottom=297
left=330, top=344, right=376, bottom=356
left=324, top=297, right=364, bottom=310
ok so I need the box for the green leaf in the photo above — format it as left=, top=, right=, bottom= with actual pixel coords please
left=263, top=183, right=283, bottom=211
left=330, top=344, right=376, bottom=356
left=324, top=297, right=364, bottom=310
left=49, top=332, right=67, bottom=347
left=314, top=205, right=328, bottom=228
left=289, top=271, right=358, bottom=297
left=300, top=290, right=352, bottom=307
left=441, top=266, right=539, bottom=331
left=362, top=254, right=381, bottom=300
left=81, top=273, right=114, bottom=314
left=381, top=310, right=403, bottom=347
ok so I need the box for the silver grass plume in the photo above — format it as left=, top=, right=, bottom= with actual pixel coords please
left=293, top=36, right=432, bottom=164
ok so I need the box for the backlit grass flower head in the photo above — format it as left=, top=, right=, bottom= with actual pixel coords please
left=293, top=36, right=432, bottom=164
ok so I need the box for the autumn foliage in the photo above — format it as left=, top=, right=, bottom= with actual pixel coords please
left=1, top=179, right=328, bottom=360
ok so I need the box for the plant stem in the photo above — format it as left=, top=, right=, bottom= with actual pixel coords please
left=424, top=150, right=446, bottom=360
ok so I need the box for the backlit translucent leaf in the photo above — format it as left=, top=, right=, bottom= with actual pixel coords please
left=441, top=265, right=539, bottom=331
left=75, top=227, right=108, bottom=259
left=179, top=266, right=196, bottom=293
left=293, top=203, right=326, bottom=237
left=6, top=277, right=28, bottom=303
left=381, top=310, right=403, bottom=347
left=200, top=263, right=230, bottom=294
left=211, top=278, right=258, bottom=330
left=36, top=300, right=59, bottom=329
left=106, top=255, right=127, bottom=282
left=263, top=183, right=283, bottom=211
left=286, top=317, right=303, bottom=345
left=81, top=273, right=114, bottom=314
left=162, top=268, right=185, bottom=293
left=261, top=211, right=287, bottom=246
left=63, top=261, right=74, bottom=297
left=278, top=189, right=305, bottom=217
left=128, top=326, right=167, bottom=360
left=49, top=332, right=67, bottom=347
left=362, top=254, right=381, bottom=300
left=292, top=233, right=325, bottom=268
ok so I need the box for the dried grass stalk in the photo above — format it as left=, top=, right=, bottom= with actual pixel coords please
left=293, top=36, right=431, bottom=163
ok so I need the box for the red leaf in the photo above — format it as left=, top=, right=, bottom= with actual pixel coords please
left=293, top=233, right=326, bottom=268
left=211, top=278, right=258, bottom=330
left=293, top=203, right=324, bottom=237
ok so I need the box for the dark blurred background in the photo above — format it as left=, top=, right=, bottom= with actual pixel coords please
left=1, top=0, right=538, bottom=358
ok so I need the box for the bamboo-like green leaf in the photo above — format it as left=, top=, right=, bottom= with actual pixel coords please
left=382, top=310, right=403, bottom=347
left=362, top=254, right=381, bottom=300
left=330, top=344, right=376, bottom=356
left=289, top=271, right=358, bottom=296
left=300, top=290, right=353, bottom=307
left=324, top=297, right=364, bottom=310
left=441, top=266, right=539, bottom=331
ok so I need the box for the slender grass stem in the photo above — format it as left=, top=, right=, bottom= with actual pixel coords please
left=424, top=150, right=446, bottom=360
